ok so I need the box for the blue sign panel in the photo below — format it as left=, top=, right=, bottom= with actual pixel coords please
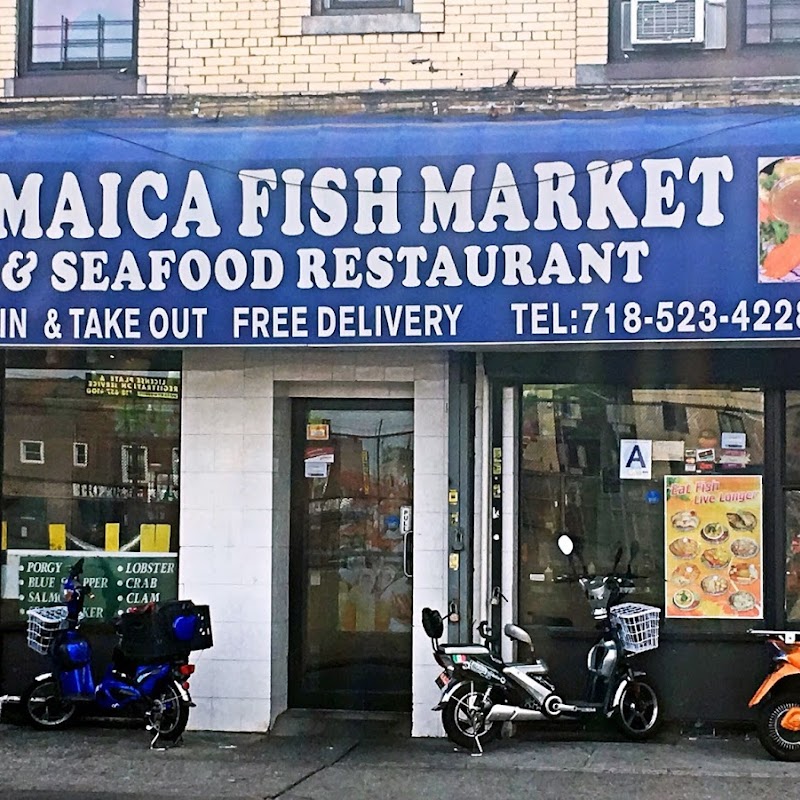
left=2, top=110, right=800, bottom=346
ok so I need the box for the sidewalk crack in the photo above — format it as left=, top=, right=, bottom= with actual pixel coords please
left=266, top=740, right=361, bottom=800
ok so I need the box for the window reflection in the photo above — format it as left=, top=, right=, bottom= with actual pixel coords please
left=0, top=352, right=181, bottom=624
left=785, top=492, right=800, bottom=621
left=519, top=385, right=764, bottom=631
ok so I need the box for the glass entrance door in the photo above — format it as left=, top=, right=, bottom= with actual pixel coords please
left=289, top=400, right=413, bottom=711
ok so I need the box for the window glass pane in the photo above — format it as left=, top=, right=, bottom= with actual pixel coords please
left=786, top=491, right=800, bottom=621
left=30, top=0, right=134, bottom=66
left=0, top=351, right=181, bottom=626
left=20, top=440, right=44, bottom=464
left=746, top=0, right=800, bottom=44
left=519, top=385, right=764, bottom=634
left=786, top=391, right=800, bottom=484
left=328, top=0, right=401, bottom=7
left=73, top=442, right=88, bottom=467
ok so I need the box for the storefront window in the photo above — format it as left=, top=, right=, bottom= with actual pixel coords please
left=784, top=391, right=800, bottom=621
left=0, top=350, right=181, bottom=626
left=519, top=385, right=765, bottom=632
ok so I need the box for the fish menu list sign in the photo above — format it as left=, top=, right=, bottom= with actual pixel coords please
left=1, top=112, right=800, bottom=346
left=664, top=475, right=763, bottom=619
left=17, top=553, right=178, bottom=620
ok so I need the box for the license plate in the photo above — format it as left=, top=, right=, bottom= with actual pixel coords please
left=435, top=671, right=450, bottom=689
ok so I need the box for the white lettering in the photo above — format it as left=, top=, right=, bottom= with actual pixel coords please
left=171, top=170, right=221, bottom=238
left=420, top=165, right=476, bottom=233
left=690, top=156, right=734, bottom=227
left=533, top=162, right=581, bottom=231
left=642, top=159, right=685, bottom=228
left=354, top=167, right=402, bottom=235
left=0, top=174, right=43, bottom=239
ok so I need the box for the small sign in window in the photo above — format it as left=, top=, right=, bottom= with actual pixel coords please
left=20, top=440, right=44, bottom=464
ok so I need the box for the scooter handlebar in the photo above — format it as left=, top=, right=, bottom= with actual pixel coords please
left=555, top=572, right=640, bottom=586
left=63, top=560, right=94, bottom=623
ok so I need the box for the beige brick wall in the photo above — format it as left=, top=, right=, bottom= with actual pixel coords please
left=146, top=0, right=579, bottom=95
left=0, top=0, right=17, bottom=89
left=576, top=0, right=608, bottom=66
left=0, top=0, right=586, bottom=96
left=139, top=0, right=172, bottom=95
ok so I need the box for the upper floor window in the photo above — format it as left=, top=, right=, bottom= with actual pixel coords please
left=598, top=1, right=800, bottom=84
left=73, top=442, right=89, bottom=468
left=310, top=0, right=411, bottom=15
left=20, top=440, right=44, bottom=464
left=746, top=0, right=800, bottom=44
left=121, top=444, right=149, bottom=484
left=20, top=0, right=135, bottom=72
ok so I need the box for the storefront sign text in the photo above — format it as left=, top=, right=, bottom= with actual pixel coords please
left=0, top=113, right=799, bottom=345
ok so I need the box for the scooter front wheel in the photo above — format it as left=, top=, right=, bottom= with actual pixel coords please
left=147, top=681, right=190, bottom=742
left=22, top=677, right=77, bottom=729
left=614, top=678, right=661, bottom=740
left=442, top=681, right=501, bottom=751
left=757, top=693, right=800, bottom=762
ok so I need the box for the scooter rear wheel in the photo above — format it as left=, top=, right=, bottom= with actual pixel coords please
left=442, top=681, right=501, bottom=751
left=147, top=681, right=189, bottom=742
left=614, top=679, right=661, bottom=740
left=757, top=693, right=800, bottom=762
left=22, top=678, right=77, bottom=729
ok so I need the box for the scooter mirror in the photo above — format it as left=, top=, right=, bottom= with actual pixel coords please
left=68, top=558, right=85, bottom=580
left=557, top=534, right=574, bottom=556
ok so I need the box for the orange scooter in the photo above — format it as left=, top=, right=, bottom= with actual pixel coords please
left=749, top=630, right=800, bottom=761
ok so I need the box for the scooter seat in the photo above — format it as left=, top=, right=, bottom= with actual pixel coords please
left=111, top=646, right=140, bottom=677
left=441, top=643, right=491, bottom=655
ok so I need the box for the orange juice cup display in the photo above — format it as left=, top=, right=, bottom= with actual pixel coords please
left=771, top=174, right=800, bottom=234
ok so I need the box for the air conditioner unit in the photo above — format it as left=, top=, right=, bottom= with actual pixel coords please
left=630, top=0, right=705, bottom=45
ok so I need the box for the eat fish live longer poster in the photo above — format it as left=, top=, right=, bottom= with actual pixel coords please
left=665, top=475, right=763, bottom=619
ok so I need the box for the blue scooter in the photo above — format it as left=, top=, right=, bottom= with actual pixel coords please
left=22, top=558, right=212, bottom=745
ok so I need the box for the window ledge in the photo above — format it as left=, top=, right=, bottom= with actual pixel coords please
left=12, top=72, right=140, bottom=98
left=302, top=12, right=420, bottom=35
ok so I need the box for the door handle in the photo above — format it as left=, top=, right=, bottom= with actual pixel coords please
left=403, top=530, right=413, bottom=578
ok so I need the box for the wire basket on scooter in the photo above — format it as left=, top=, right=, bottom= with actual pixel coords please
left=611, top=603, right=661, bottom=654
left=26, top=606, right=68, bottom=655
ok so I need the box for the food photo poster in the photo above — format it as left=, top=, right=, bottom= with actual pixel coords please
left=665, top=475, right=763, bottom=619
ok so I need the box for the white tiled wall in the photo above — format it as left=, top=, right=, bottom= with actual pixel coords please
left=179, top=347, right=450, bottom=734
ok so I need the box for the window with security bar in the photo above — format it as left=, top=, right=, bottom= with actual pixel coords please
left=312, top=0, right=411, bottom=16
left=19, top=0, right=135, bottom=72
left=746, top=0, right=800, bottom=43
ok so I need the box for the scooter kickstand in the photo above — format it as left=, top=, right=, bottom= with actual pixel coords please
left=471, top=732, right=484, bottom=757
left=150, top=731, right=163, bottom=750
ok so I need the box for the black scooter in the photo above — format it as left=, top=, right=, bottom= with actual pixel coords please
left=422, top=534, right=662, bottom=751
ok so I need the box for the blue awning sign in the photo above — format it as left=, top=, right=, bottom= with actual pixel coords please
left=0, top=111, right=799, bottom=346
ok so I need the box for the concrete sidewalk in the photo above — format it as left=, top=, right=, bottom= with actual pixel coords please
left=2, top=714, right=800, bottom=799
